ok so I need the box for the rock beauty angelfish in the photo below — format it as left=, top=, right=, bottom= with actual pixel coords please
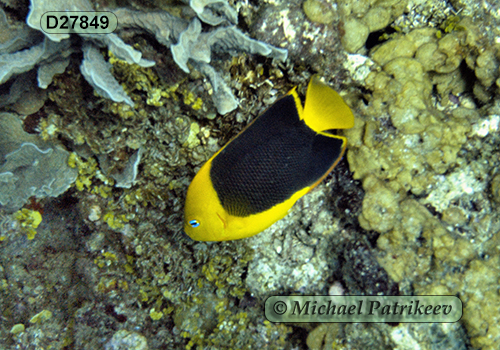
left=184, top=76, right=354, bottom=241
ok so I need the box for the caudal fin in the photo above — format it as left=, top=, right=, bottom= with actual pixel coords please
left=302, top=76, right=354, bottom=133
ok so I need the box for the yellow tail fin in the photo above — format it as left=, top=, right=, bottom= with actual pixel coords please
left=302, top=76, right=354, bottom=133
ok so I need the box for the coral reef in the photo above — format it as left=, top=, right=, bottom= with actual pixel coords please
left=338, top=1, right=500, bottom=349
left=0, top=112, right=77, bottom=212
left=111, top=7, right=287, bottom=114
left=1, top=0, right=500, bottom=349
left=1, top=0, right=287, bottom=115
left=80, top=42, right=135, bottom=106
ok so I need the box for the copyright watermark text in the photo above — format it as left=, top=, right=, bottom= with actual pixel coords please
left=265, top=296, right=462, bottom=323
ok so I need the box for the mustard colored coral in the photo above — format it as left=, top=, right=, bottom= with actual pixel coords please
left=13, top=208, right=42, bottom=240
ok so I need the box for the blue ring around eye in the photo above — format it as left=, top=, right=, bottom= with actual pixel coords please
left=189, top=220, right=200, bottom=228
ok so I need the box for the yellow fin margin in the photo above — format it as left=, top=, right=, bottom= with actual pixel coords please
left=287, top=86, right=304, bottom=120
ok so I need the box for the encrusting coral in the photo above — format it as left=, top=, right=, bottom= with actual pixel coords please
left=0, top=113, right=77, bottom=212
left=111, top=7, right=287, bottom=114
left=0, top=0, right=292, bottom=348
left=337, top=1, right=500, bottom=349
left=0, top=0, right=289, bottom=211
left=2, top=0, right=500, bottom=349
left=1, top=0, right=287, bottom=115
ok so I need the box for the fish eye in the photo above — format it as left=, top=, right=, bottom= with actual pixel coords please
left=189, top=220, right=200, bottom=228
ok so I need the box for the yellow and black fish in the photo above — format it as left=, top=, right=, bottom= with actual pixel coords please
left=184, top=76, right=354, bottom=241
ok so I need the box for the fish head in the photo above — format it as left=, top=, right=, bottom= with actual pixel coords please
left=183, top=162, right=227, bottom=241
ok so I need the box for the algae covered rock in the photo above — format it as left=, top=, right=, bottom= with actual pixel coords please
left=105, top=330, right=148, bottom=350
left=491, top=174, right=500, bottom=203
left=337, top=0, right=409, bottom=53
left=341, top=18, right=369, bottom=53
left=358, top=176, right=401, bottom=233
left=371, top=38, right=417, bottom=66
left=303, top=0, right=337, bottom=24
left=345, top=8, right=500, bottom=350
left=363, top=6, right=392, bottom=32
